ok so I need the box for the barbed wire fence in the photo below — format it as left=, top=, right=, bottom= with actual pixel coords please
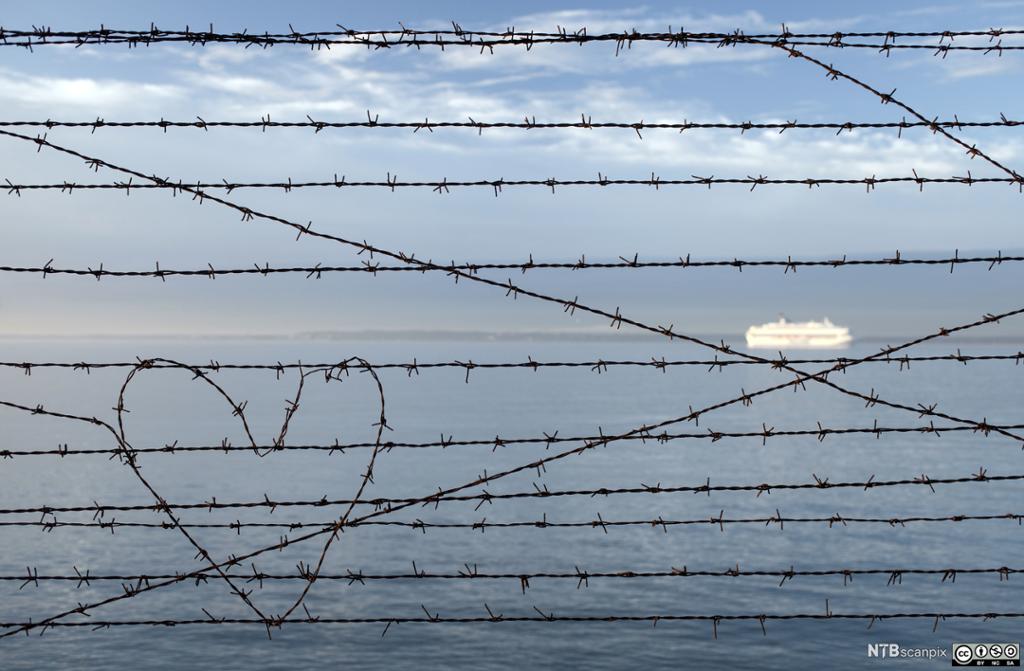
left=0, top=21, right=1022, bottom=647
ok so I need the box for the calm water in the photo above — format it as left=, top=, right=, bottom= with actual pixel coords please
left=0, top=337, right=1021, bottom=669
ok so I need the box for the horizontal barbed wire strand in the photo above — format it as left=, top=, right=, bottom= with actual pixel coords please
left=3, top=352, right=1022, bottom=377
left=6, top=470, right=1020, bottom=517
left=1, top=116, right=1021, bottom=134
left=4, top=174, right=1022, bottom=194
left=3, top=612, right=1024, bottom=637
left=4, top=252, right=1024, bottom=280
left=5, top=420, right=1024, bottom=458
left=7, top=565, right=1019, bottom=587
left=4, top=511, right=1023, bottom=533
left=1, top=26, right=1022, bottom=52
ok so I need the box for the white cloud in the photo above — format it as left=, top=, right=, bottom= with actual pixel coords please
left=0, top=68, right=182, bottom=109
left=942, top=56, right=1020, bottom=79
left=0, top=6, right=1014, bottom=184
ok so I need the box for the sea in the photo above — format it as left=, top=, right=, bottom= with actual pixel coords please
left=0, top=336, right=1021, bottom=669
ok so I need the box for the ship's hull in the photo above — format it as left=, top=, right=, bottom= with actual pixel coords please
left=745, top=330, right=852, bottom=349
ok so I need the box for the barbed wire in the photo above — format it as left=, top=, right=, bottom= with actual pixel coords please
left=2, top=350, right=1022, bottom=378
left=111, top=357, right=391, bottom=626
left=0, top=356, right=390, bottom=631
left=6, top=302, right=1020, bottom=638
left=8, top=125, right=1019, bottom=455
left=4, top=251, right=1024, bottom=280
left=5, top=173, right=1022, bottom=195
left=7, top=564, right=1019, bottom=589
left=2, top=115, right=1022, bottom=135
left=4, top=304, right=1018, bottom=634
left=3, top=610, right=1024, bottom=639
left=2, top=44, right=1021, bottom=638
left=1, top=25, right=1022, bottom=53
left=8, top=468, right=1019, bottom=518
left=6, top=419, right=1024, bottom=459
left=1, top=117, right=1021, bottom=615
left=755, top=38, right=1022, bottom=183
left=4, top=510, right=1022, bottom=533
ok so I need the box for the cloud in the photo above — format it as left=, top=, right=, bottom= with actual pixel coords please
left=0, top=68, right=182, bottom=109
left=0, top=7, right=1014, bottom=182
left=942, top=56, right=1020, bottom=79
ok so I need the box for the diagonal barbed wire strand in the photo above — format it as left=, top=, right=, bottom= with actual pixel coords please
left=745, top=37, right=1023, bottom=181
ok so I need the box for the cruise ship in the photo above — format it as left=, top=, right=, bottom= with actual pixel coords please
left=745, top=316, right=852, bottom=349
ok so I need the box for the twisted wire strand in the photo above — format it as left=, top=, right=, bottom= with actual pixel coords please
left=1, top=26, right=1023, bottom=52
left=4, top=174, right=1021, bottom=193
left=7, top=565, right=1019, bottom=587
left=5, top=421, right=1024, bottom=459
left=3, top=611, right=1024, bottom=637
left=1, top=116, right=1021, bottom=133
left=3, top=252, right=1024, bottom=279
left=2, top=352, right=1022, bottom=377
left=5, top=511, right=1023, bottom=533
left=7, top=470, right=1022, bottom=517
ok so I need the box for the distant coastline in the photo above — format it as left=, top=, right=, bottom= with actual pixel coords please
left=1, top=329, right=1022, bottom=344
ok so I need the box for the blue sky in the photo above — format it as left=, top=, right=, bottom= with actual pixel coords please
left=0, top=1, right=1021, bottom=336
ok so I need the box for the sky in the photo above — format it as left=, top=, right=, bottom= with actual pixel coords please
left=0, top=1, right=1022, bottom=337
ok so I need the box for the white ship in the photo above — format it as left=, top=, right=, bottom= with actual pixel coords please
left=745, top=315, right=852, bottom=349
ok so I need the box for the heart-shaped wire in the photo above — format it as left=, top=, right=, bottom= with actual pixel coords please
left=109, top=356, right=389, bottom=633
